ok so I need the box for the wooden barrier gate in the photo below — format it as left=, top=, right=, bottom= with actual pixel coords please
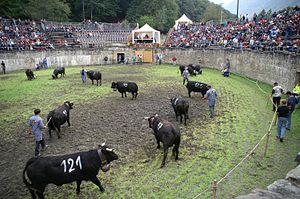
left=134, top=50, right=153, bottom=63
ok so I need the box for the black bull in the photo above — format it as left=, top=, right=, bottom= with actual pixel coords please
left=87, top=71, right=102, bottom=86
left=47, top=101, right=74, bottom=139
left=26, top=69, right=35, bottom=80
left=146, top=115, right=180, bottom=167
left=52, top=67, right=65, bottom=79
left=111, top=81, right=138, bottom=100
left=23, top=144, right=118, bottom=199
left=171, top=97, right=189, bottom=126
left=186, top=81, right=209, bottom=98
left=179, top=64, right=202, bottom=76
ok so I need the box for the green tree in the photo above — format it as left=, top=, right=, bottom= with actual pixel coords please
left=200, top=3, right=234, bottom=22
left=138, top=15, right=156, bottom=27
left=257, top=9, right=266, bottom=20
left=0, top=0, right=28, bottom=18
left=201, top=3, right=220, bottom=22
left=84, top=0, right=120, bottom=21
left=266, top=9, right=272, bottom=19
left=25, top=0, right=70, bottom=21
left=67, top=0, right=83, bottom=21
left=126, top=0, right=179, bottom=32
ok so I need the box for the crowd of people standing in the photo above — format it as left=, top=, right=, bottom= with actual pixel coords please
left=165, top=6, right=300, bottom=53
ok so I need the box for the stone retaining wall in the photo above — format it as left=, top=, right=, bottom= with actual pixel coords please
left=1, top=48, right=299, bottom=91
left=236, top=164, right=300, bottom=199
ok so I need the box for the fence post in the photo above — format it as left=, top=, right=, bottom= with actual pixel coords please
left=212, top=180, right=217, bottom=199
left=264, top=132, right=270, bottom=157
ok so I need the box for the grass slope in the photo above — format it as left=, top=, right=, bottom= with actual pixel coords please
left=0, top=64, right=299, bottom=199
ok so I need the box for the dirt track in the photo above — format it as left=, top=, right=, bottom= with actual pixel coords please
left=0, top=72, right=208, bottom=198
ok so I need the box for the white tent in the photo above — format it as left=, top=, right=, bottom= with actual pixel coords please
left=174, top=14, right=193, bottom=30
left=131, top=24, right=160, bottom=44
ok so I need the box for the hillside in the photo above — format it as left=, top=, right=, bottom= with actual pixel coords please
left=223, top=0, right=299, bottom=17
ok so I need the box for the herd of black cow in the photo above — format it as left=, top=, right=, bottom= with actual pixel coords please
left=23, top=64, right=208, bottom=198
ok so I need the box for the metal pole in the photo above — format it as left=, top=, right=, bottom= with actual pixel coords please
left=236, top=0, right=240, bottom=19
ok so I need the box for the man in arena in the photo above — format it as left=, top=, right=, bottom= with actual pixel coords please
left=205, top=85, right=218, bottom=118
left=271, top=82, right=283, bottom=111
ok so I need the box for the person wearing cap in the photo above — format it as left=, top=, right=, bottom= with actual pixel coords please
left=276, top=99, right=289, bottom=142
left=28, top=109, right=48, bottom=157
left=271, top=82, right=283, bottom=111
left=183, top=67, right=190, bottom=85
left=286, top=91, right=298, bottom=130
left=205, top=85, right=218, bottom=118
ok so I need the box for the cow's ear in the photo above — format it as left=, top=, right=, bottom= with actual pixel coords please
left=155, top=114, right=158, bottom=117
left=101, top=142, right=106, bottom=147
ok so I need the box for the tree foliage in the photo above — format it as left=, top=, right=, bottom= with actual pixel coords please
left=1, top=0, right=235, bottom=31
left=138, top=16, right=156, bottom=28
left=25, top=0, right=70, bottom=21
left=0, top=0, right=28, bottom=18
left=257, top=9, right=266, bottom=20
left=201, top=3, right=234, bottom=22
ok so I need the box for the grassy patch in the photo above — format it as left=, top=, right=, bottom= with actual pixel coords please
left=0, top=64, right=299, bottom=198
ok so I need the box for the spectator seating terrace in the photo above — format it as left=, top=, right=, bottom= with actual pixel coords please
left=164, top=6, right=300, bottom=53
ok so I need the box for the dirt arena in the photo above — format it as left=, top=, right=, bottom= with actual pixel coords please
left=0, top=66, right=209, bottom=198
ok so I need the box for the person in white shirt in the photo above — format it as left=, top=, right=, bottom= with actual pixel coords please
left=271, top=82, right=283, bottom=111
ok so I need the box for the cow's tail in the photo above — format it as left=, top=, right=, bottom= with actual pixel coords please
left=23, top=158, right=36, bottom=189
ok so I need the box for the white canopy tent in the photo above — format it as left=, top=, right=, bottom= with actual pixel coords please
left=131, top=24, right=160, bottom=44
left=174, top=14, right=193, bottom=30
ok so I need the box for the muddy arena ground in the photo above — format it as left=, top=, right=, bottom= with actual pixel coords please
left=0, top=65, right=210, bottom=198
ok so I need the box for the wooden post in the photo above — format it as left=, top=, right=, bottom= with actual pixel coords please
left=264, top=132, right=270, bottom=157
left=212, top=180, right=217, bottom=199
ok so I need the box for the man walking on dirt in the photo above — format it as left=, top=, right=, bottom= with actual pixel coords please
left=205, top=85, right=218, bottom=118
left=28, top=109, right=48, bottom=157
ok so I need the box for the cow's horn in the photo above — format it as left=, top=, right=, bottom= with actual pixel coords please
left=106, top=148, right=113, bottom=152
left=144, top=117, right=150, bottom=120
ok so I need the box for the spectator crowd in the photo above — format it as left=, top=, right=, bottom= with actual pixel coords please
left=0, top=18, right=136, bottom=51
left=165, top=6, right=300, bottom=53
left=1, top=6, right=299, bottom=53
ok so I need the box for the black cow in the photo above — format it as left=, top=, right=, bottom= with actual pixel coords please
left=145, top=114, right=180, bottom=167
left=170, top=97, right=189, bottom=126
left=26, top=69, right=35, bottom=80
left=191, top=64, right=202, bottom=75
left=179, top=65, right=197, bottom=76
left=186, top=81, right=209, bottom=98
left=52, top=66, right=65, bottom=79
left=111, top=81, right=138, bottom=100
left=47, top=101, right=74, bottom=139
left=87, top=71, right=102, bottom=86
left=23, top=143, right=118, bottom=199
